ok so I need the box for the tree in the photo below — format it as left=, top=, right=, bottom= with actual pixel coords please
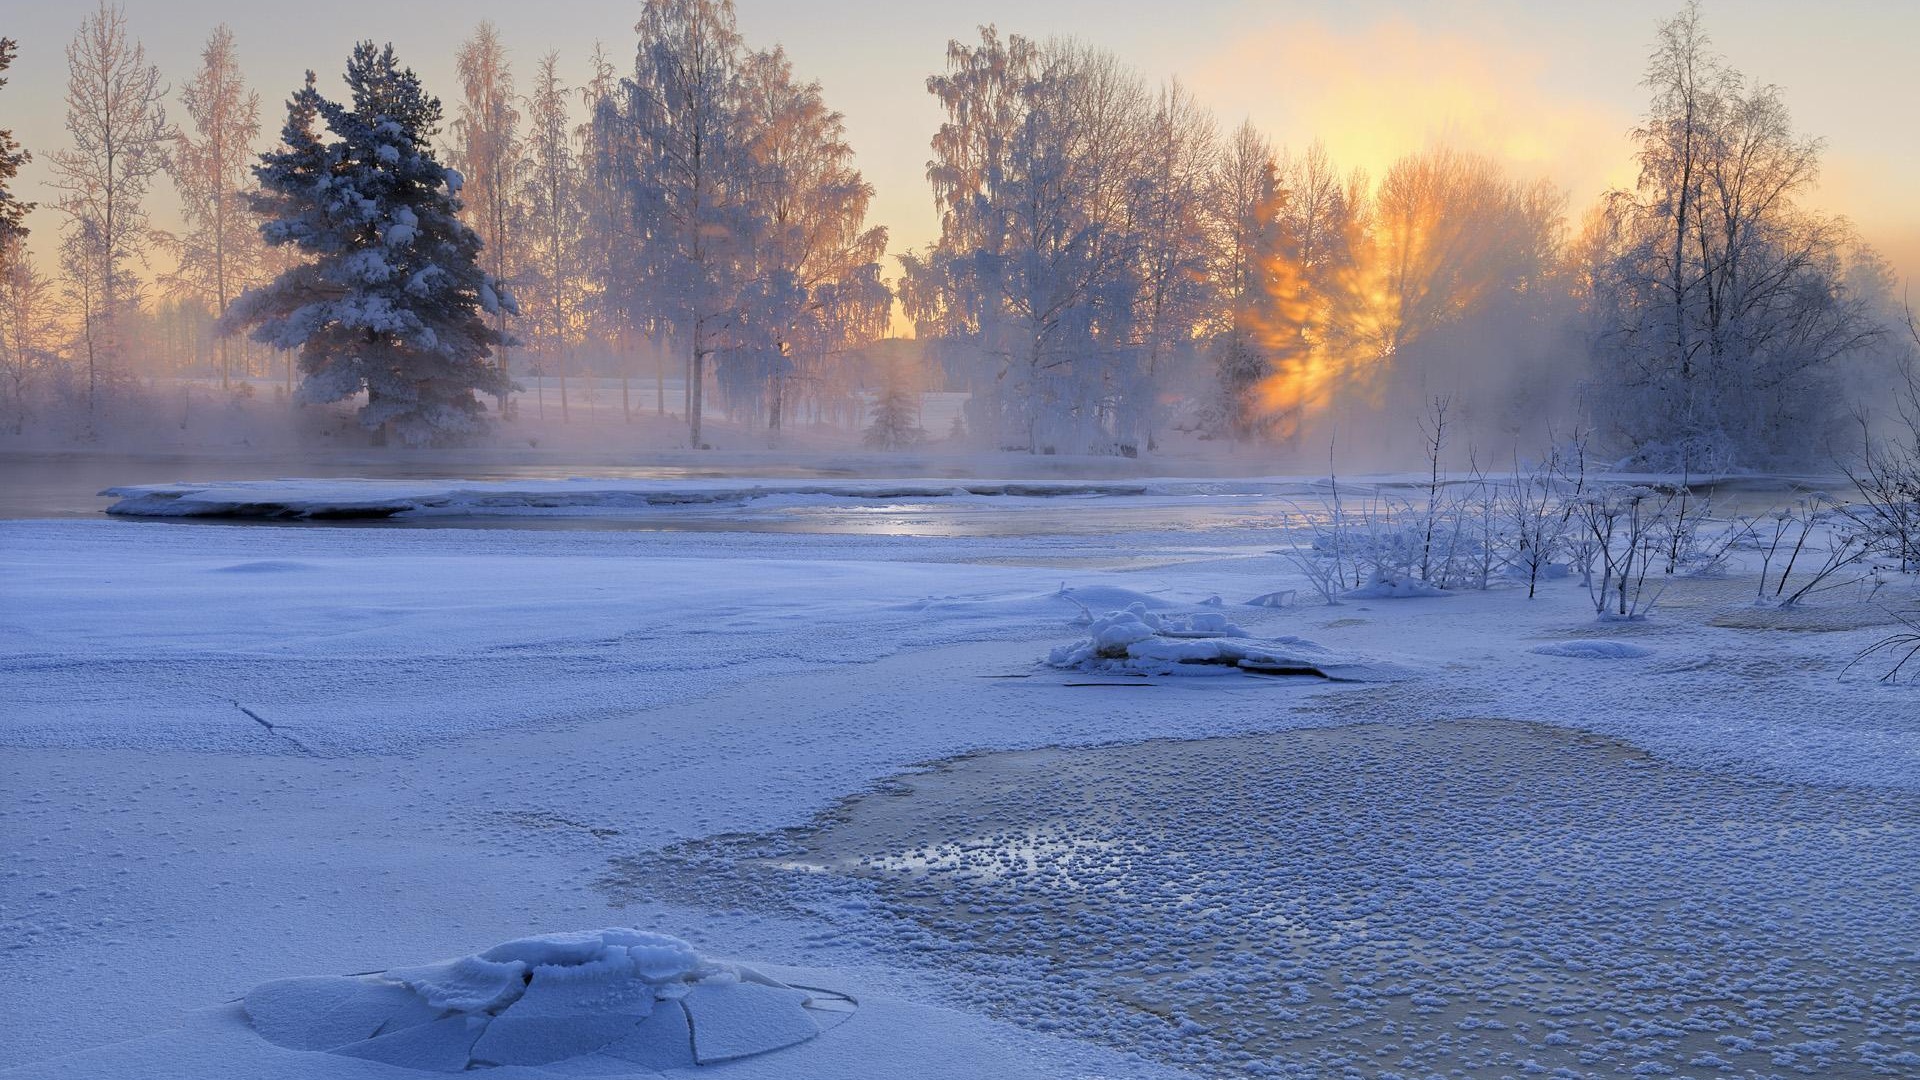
left=0, top=37, right=33, bottom=245
left=165, top=25, right=264, bottom=390
left=50, top=1, right=172, bottom=411
left=732, top=45, right=889, bottom=432
left=450, top=21, right=522, bottom=412
left=0, top=241, right=59, bottom=433
left=1129, top=78, right=1219, bottom=449
left=0, top=35, right=37, bottom=431
left=864, top=354, right=926, bottom=450
left=223, top=44, right=517, bottom=446
left=1238, top=144, right=1564, bottom=449
left=1207, top=121, right=1281, bottom=439
left=578, top=42, right=635, bottom=416
left=621, top=0, right=754, bottom=448
left=519, top=51, right=583, bottom=420
left=906, top=31, right=1161, bottom=455
left=1583, top=2, right=1880, bottom=465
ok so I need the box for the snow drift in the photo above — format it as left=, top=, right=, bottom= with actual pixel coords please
left=1047, top=604, right=1410, bottom=680
left=243, top=928, right=853, bottom=1071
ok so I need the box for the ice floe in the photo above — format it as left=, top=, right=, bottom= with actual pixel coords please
left=243, top=928, right=853, bottom=1071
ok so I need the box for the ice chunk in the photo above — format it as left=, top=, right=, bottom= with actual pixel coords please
left=332, top=1015, right=482, bottom=1071
left=386, top=953, right=527, bottom=1013
left=242, top=928, right=847, bottom=1070
left=468, top=1011, right=646, bottom=1066
left=683, top=981, right=822, bottom=1064
left=597, top=999, right=697, bottom=1069
left=1090, top=608, right=1160, bottom=654
left=242, top=976, right=373, bottom=1050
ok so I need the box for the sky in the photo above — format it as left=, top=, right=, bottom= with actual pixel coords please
left=5, top=0, right=1918, bottom=296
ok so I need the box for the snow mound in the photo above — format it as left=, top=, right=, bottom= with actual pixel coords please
left=1048, top=605, right=1406, bottom=680
left=243, top=928, right=853, bottom=1071
left=1056, top=585, right=1173, bottom=621
left=1243, top=590, right=1297, bottom=608
left=1343, top=576, right=1448, bottom=600
left=1531, top=640, right=1654, bottom=659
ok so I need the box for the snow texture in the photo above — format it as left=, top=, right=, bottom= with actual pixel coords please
left=1532, top=639, right=1655, bottom=659
left=4, top=479, right=1919, bottom=1080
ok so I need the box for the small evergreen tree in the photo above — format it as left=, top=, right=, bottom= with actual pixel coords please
left=223, top=43, right=516, bottom=445
left=864, top=360, right=926, bottom=450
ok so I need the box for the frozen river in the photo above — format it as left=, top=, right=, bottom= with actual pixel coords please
left=2, top=462, right=1910, bottom=1078
left=0, top=452, right=1835, bottom=540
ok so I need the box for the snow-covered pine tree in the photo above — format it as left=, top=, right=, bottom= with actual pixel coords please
left=0, top=38, right=33, bottom=246
left=223, top=43, right=517, bottom=446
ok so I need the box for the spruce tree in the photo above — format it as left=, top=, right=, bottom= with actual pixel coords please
left=224, top=43, right=516, bottom=445
left=0, top=38, right=32, bottom=245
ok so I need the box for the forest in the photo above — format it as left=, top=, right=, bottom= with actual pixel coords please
left=0, top=0, right=1912, bottom=468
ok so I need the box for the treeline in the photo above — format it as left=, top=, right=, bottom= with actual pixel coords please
left=0, top=1, right=1910, bottom=461
left=901, top=10, right=1906, bottom=464
left=901, top=29, right=1572, bottom=456
left=0, top=1, right=895, bottom=445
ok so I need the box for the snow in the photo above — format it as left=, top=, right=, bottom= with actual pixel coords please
left=1047, top=604, right=1406, bottom=679
left=3, top=478, right=1918, bottom=1079
left=1532, top=639, right=1655, bottom=659
left=1343, top=574, right=1450, bottom=599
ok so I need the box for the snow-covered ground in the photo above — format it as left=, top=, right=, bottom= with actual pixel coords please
left=2, top=481, right=1916, bottom=1077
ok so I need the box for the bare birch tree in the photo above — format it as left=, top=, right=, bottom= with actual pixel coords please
left=519, top=51, right=583, bottom=419
left=451, top=21, right=523, bottom=414
left=164, top=24, right=262, bottom=390
left=50, top=1, right=172, bottom=413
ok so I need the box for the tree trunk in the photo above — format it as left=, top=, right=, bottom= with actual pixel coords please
left=689, top=347, right=705, bottom=448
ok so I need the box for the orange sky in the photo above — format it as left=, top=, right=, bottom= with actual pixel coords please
left=5, top=1, right=1916, bottom=309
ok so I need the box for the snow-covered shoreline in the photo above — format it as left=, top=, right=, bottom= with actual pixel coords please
left=96, top=468, right=1833, bottom=521
left=98, top=475, right=1335, bottom=519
